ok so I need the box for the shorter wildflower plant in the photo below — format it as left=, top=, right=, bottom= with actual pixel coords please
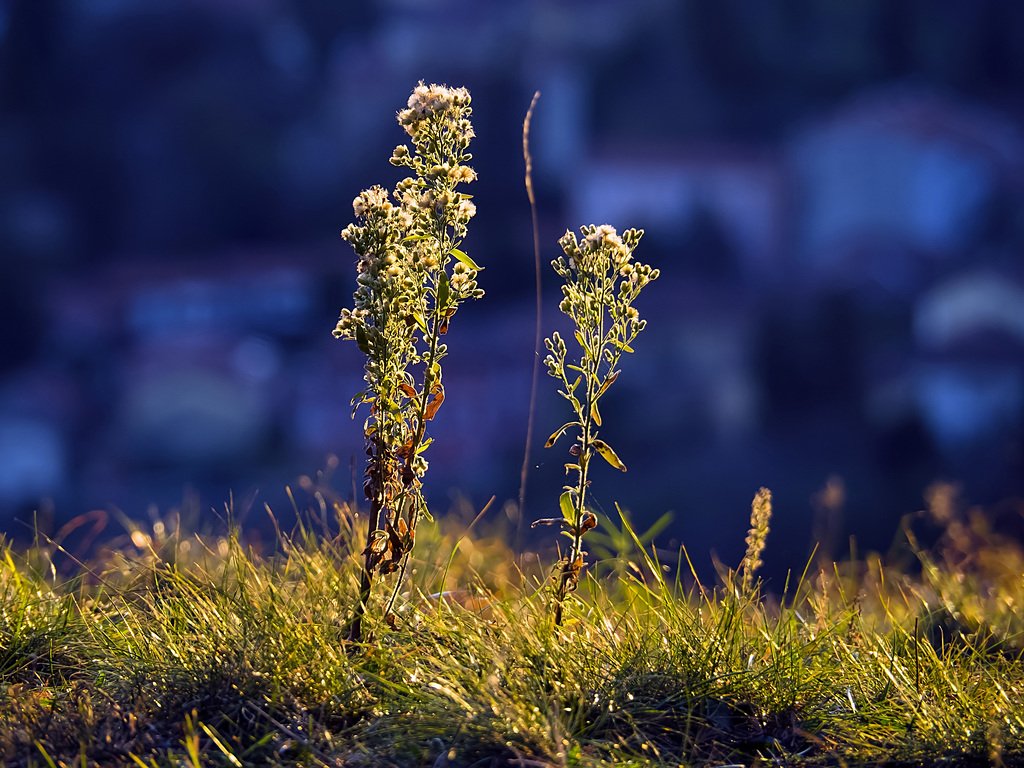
left=333, top=83, right=482, bottom=641
left=539, top=225, right=658, bottom=625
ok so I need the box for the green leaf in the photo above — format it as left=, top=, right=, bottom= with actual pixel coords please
left=412, top=313, right=428, bottom=334
left=436, top=271, right=451, bottom=308
left=592, top=439, right=627, bottom=471
left=574, top=329, right=587, bottom=351
left=450, top=247, right=483, bottom=270
left=590, top=402, right=602, bottom=427
left=402, top=234, right=431, bottom=243
left=612, top=338, right=635, bottom=353
left=545, top=422, right=578, bottom=448
left=355, top=325, right=369, bottom=355
left=559, top=491, right=575, bottom=522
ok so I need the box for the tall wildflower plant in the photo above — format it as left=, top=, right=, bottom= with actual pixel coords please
left=334, top=83, right=482, bottom=641
left=539, top=225, right=658, bottom=625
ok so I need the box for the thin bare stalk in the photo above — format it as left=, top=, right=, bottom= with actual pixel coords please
left=518, top=91, right=542, bottom=551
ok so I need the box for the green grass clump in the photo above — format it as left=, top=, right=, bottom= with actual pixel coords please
left=2, top=493, right=1023, bottom=768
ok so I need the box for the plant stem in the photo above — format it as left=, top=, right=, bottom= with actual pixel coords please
left=349, top=333, right=401, bottom=642
left=348, top=434, right=388, bottom=643
left=381, top=264, right=446, bottom=622
left=553, top=354, right=597, bottom=626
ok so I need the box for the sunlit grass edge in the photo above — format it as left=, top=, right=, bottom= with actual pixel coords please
left=1, top=489, right=1023, bottom=768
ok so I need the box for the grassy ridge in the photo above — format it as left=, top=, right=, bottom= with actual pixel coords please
left=1, top=495, right=1023, bottom=767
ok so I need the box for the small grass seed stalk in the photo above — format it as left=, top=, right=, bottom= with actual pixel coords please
left=539, top=225, right=658, bottom=625
left=741, top=486, right=772, bottom=593
left=333, top=82, right=483, bottom=641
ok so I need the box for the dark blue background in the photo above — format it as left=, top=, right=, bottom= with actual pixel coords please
left=2, top=0, right=1023, bottom=579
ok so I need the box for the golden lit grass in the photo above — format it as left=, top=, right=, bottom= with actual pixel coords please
left=1, top=491, right=1023, bottom=767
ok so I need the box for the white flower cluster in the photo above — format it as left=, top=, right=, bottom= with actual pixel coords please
left=334, top=186, right=422, bottom=342
left=351, top=186, right=389, bottom=219
left=583, top=223, right=622, bottom=250
left=556, top=225, right=658, bottom=286
left=398, top=83, right=472, bottom=137
left=450, top=260, right=479, bottom=298
left=545, top=224, right=658, bottom=377
left=335, top=78, right=484, bottom=350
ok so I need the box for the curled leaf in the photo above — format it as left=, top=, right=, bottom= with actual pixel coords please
left=590, top=402, right=602, bottom=427
left=545, top=422, right=578, bottom=449
left=366, top=530, right=390, bottom=555
left=596, top=369, right=620, bottom=398
left=424, top=384, right=445, bottom=420
left=396, top=438, right=415, bottom=459
left=531, top=518, right=571, bottom=529
left=592, top=439, right=627, bottom=471
left=439, top=307, right=456, bottom=335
